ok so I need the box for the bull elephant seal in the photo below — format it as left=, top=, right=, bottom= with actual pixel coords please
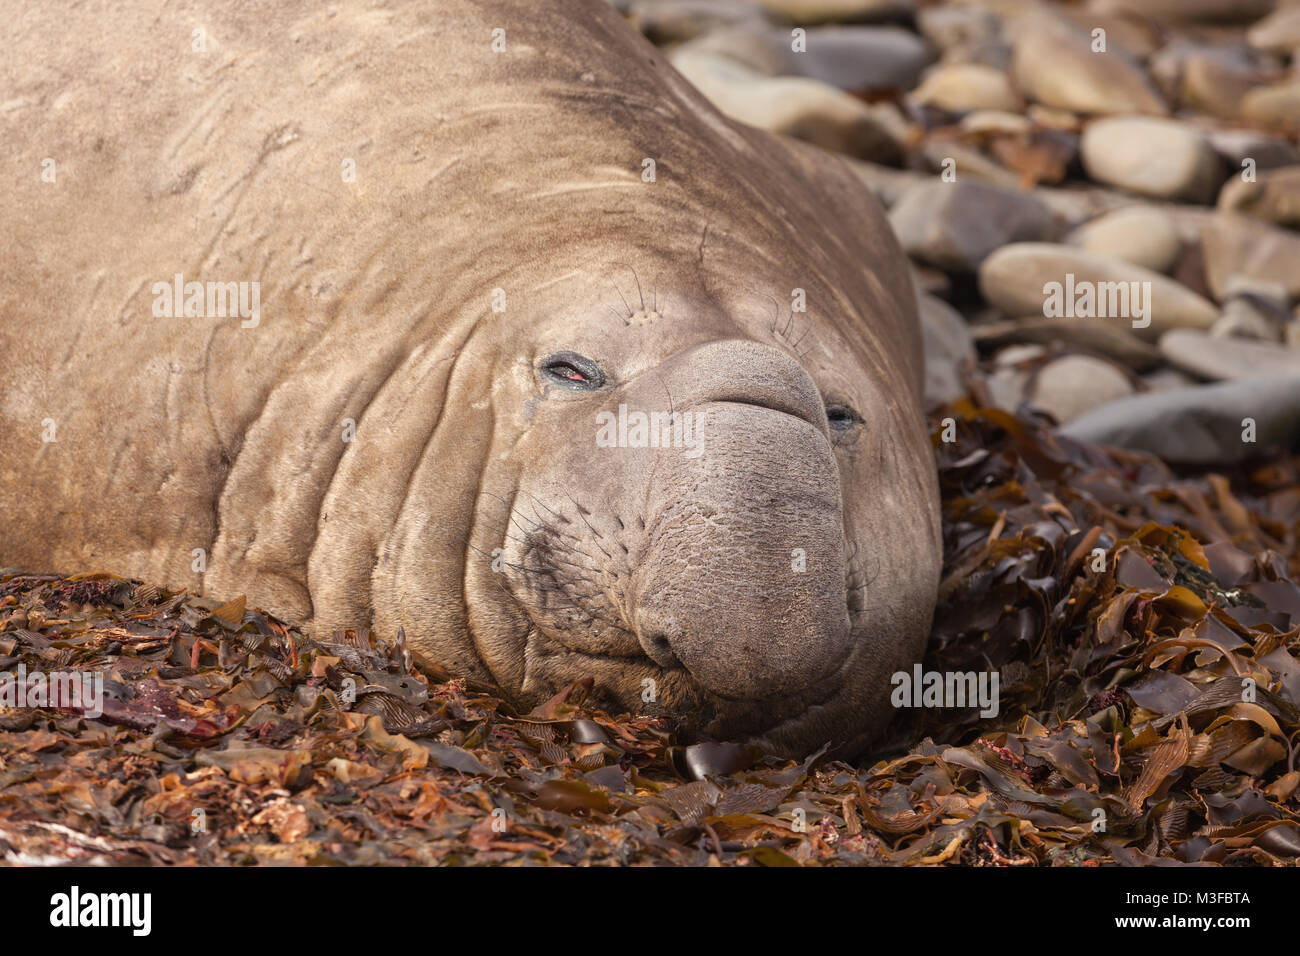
left=0, top=0, right=940, bottom=757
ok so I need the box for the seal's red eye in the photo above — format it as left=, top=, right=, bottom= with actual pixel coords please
left=540, top=351, right=606, bottom=390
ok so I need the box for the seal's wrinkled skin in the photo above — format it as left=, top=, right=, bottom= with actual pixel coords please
left=0, top=0, right=940, bottom=756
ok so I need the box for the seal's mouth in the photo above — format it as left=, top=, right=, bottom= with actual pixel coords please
left=504, top=544, right=860, bottom=695
left=506, top=591, right=864, bottom=758
left=487, top=474, right=867, bottom=755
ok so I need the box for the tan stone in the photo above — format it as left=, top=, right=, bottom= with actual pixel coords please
left=978, top=242, right=1219, bottom=340
left=1011, top=16, right=1167, bottom=116
left=912, top=63, right=1022, bottom=113
left=1080, top=117, right=1222, bottom=203
left=1218, top=166, right=1300, bottom=228
left=1201, top=214, right=1300, bottom=301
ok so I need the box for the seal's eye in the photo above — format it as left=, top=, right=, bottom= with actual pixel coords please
left=825, top=404, right=859, bottom=431
left=540, top=351, right=606, bottom=390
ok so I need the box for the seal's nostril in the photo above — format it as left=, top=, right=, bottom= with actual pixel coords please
left=637, top=622, right=683, bottom=669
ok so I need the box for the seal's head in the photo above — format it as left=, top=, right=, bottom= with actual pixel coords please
left=363, top=3, right=941, bottom=757
left=453, top=232, right=939, bottom=759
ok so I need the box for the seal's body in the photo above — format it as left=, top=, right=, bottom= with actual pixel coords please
left=0, top=0, right=940, bottom=756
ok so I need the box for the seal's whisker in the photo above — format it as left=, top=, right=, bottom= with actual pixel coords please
left=508, top=518, right=555, bottom=547
left=745, top=288, right=782, bottom=335
left=631, top=264, right=645, bottom=311
left=652, top=273, right=669, bottom=316
left=485, top=568, right=582, bottom=611
left=469, top=492, right=564, bottom=555
left=864, top=554, right=882, bottom=588
left=469, top=540, right=529, bottom=565
left=422, top=515, right=534, bottom=562
left=488, top=526, right=530, bottom=548
left=506, top=505, right=546, bottom=534
left=791, top=319, right=814, bottom=351
left=610, top=278, right=633, bottom=318
left=469, top=540, right=576, bottom=595
left=563, top=491, right=615, bottom=561
left=653, top=371, right=676, bottom=419
left=610, top=262, right=645, bottom=312
left=843, top=548, right=882, bottom=598
left=480, top=489, right=535, bottom=523
left=494, top=505, right=543, bottom=540
left=524, top=491, right=571, bottom=526
left=520, top=496, right=549, bottom=530
left=477, top=495, right=554, bottom=551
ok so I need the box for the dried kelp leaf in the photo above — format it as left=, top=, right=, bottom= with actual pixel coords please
left=209, top=595, right=247, bottom=627
left=676, top=742, right=762, bottom=780
left=533, top=779, right=612, bottom=815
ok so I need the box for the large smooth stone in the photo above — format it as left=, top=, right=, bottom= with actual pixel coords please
left=669, top=49, right=906, bottom=162
left=1206, top=129, right=1299, bottom=173
left=978, top=243, right=1219, bottom=340
left=1219, top=166, right=1300, bottom=228
left=911, top=63, right=1022, bottom=112
left=918, top=141, right=1022, bottom=190
left=1211, top=310, right=1282, bottom=342
left=1080, top=117, right=1222, bottom=203
left=685, top=23, right=934, bottom=90
left=1061, top=376, right=1300, bottom=465
left=1247, top=6, right=1300, bottom=53
left=673, top=24, right=793, bottom=75
left=1179, top=54, right=1264, bottom=119
left=845, top=158, right=932, bottom=208
left=1200, top=214, right=1300, bottom=301
left=1067, top=206, right=1182, bottom=274
left=971, top=316, right=1162, bottom=369
left=960, top=109, right=1033, bottom=136
left=916, top=6, right=1002, bottom=53
left=889, top=181, right=1057, bottom=272
left=1030, top=355, right=1134, bottom=424
left=1148, top=39, right=1259, bottom=102
left=984, top=344, right=1046, bottom=415
left=625, top=0, right=769, bottom=43
left=1209, top=277, right=1290, bottom=342
left=1242, top=82, right=1300, bottom=129
left=755, top=0, right=913, bottom=23
left=1062, top=10, right=1161, bottom=58
left=918, top=292, right=975, bottom=406
left=1011, top=16, right=1167, bottom=116
left=1160, top=329, right=1300, bottom=381
left=799, top=26, right=933, bottom=91
left=679, top=23, right=933, bottom=90
left=1091, top=0, right=1278, bottom=23
left=1142, top=368, right=1198, bottom=392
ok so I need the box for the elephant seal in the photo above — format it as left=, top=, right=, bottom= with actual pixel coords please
left=0, top=0, right=940, bottom=757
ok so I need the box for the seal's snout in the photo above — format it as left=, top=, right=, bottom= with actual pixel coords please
left=633, top=553, right=851, bottom=702
left=628, top=339, right=853, bottom=702
left=661, top=338, right=830, bottom=433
